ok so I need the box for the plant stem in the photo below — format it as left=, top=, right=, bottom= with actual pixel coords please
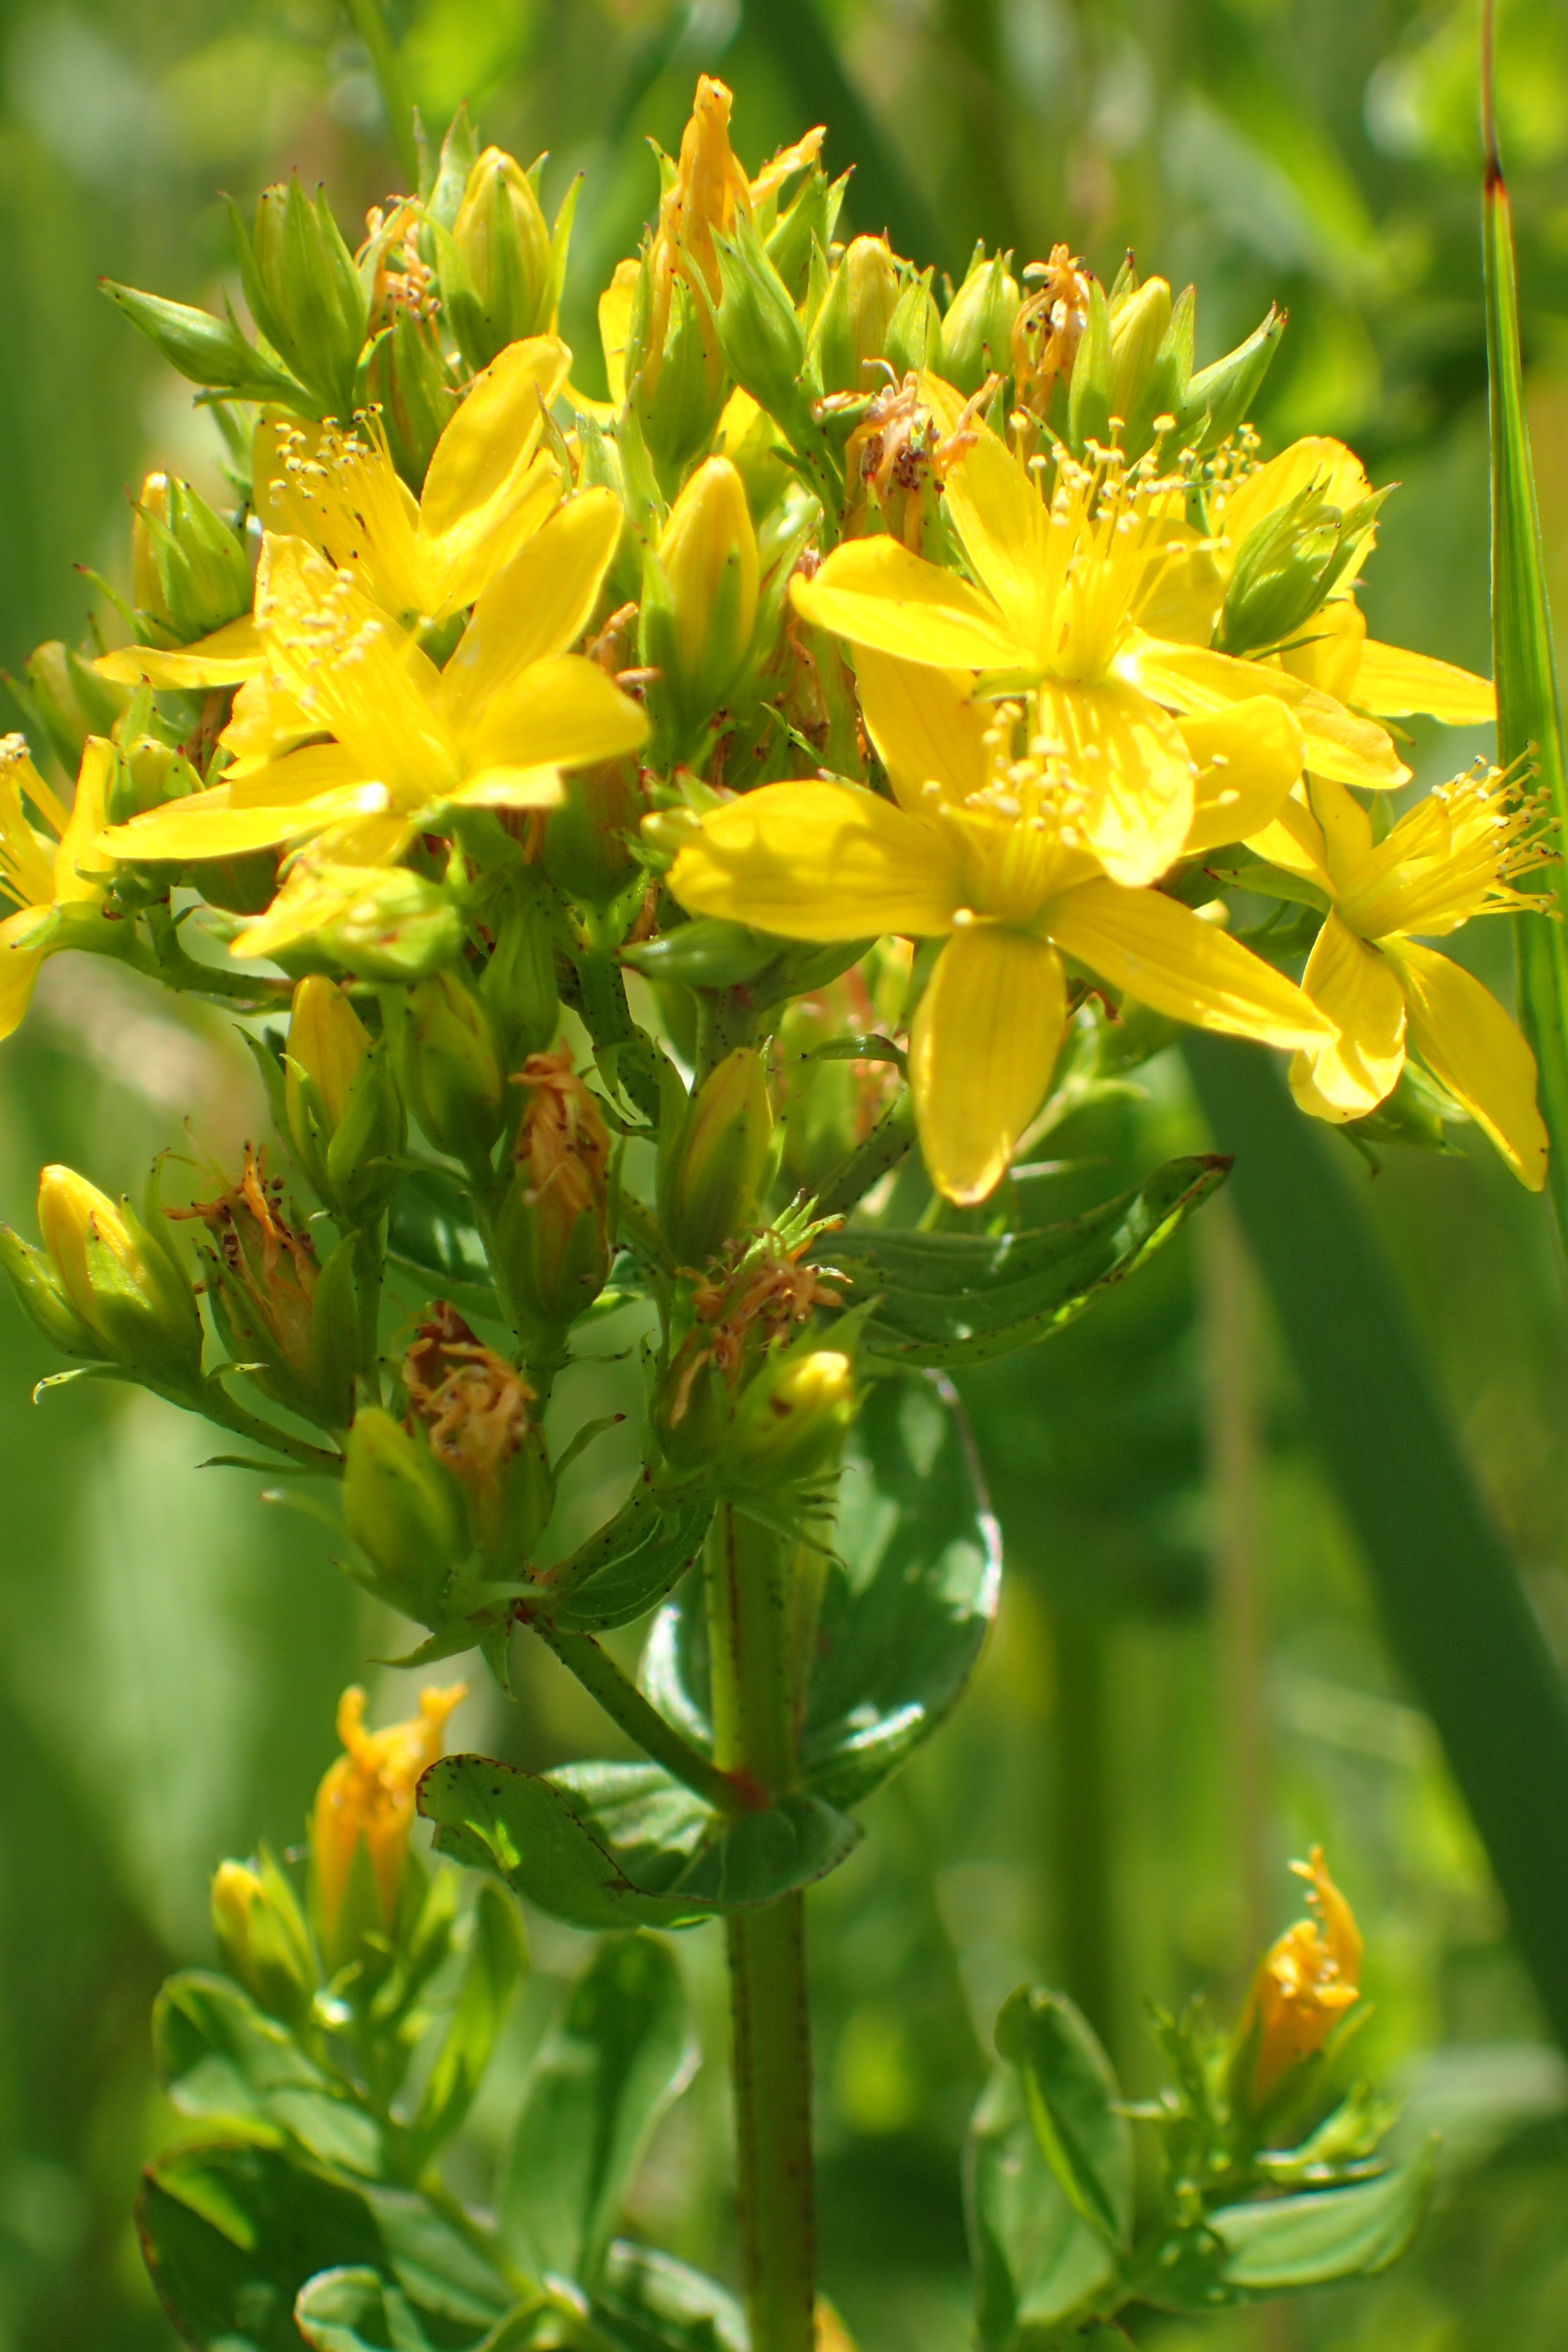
left=706, top=1507, right=816, bottom=2352
left=532, top=1621, right=738, bottom=1814
left=343, top=0, right=421, bottom=190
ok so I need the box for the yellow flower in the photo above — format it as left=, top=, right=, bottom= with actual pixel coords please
left=99, top=501, right=645, bottom=887
left=1212, top=437, right=1496, bottom=726
left=0, top=734, right=113, bottom=1040
left=668, top=652, right=1332, bottom=1204
left=1238, top=1847, right=1362, bottom=2109
left=792, top=424, right=1408, bottom=889
left=310, top=1681, right=465, bottom=1945
left=1263, top=769, right=1550, bottom=1188
left=94, top=335, right=573, bottom=693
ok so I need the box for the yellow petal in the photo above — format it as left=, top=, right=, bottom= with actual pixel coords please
left=854, top=647, right=988, bottom=811
left=1045, top=877, right=1334, bottom=1047
left=1039, top=680, right=1194, bottom=888
left=1307, top=774, right=1374, bottom=880
left=1288, top=913, right=1406, bottom=1120
left=103, top=771, right=387, bottom=862
left=220, top=670, right=322, bottom=774
left=94, top=615, right=264, bottom=690
left=419, top=334, right=569, bottom=553
left=1246, top=792, right=1330, bottom=885
left=1180, top=699, right=1304, bottom=856
left=54, top=738, right=115, bottom=902
left=0, top=908, right=50, bottom=1040
left=424, top=452, right=562, bottom=619
left=1279, top=598, right=1366, bottom=704
left=443, top=766, right=566, bottom=811
left=1386, top=940, right=1548, bottom=1190
left=463, top=654, right=649, bottom=775
left=1126, top=641, right=1409, bottom=790
left=599, top=257, right=639, bottom=406
left=670, top=781, right=960, bottom=940
left=438, top=492, right=625, bottom=726
left=916, top=371, right=970, bottom=435
left=1353, top=642, right=1496, bottom=725
left=943, top=427, right=1054, bottom=661
left=1219, top=438, right=1372, bottom=571
left=791, top=537, right=1025, bottom=670
left=227, top=743, right=371, bottom=809
left=911, top=926, right=1067, bottom=1205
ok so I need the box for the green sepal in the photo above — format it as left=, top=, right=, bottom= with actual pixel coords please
left=154, top=1972, right=382, bottom=2178
left=99, top=278, right=307, bottom=403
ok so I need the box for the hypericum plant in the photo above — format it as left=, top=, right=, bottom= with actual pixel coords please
left=0, top=55, right=1536, bottom=2352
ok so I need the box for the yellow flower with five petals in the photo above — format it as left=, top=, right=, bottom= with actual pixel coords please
left=792, top=424, right=1408, bottom=892
left=1261, top=769, right=1549, bottom=1188
left=669, top=651, right=1333, bottom=1203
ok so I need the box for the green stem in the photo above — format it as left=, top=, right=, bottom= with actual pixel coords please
left=532, top=1620, right=738, bottom=1815
left=706, top=1507, right=816, bottom=2352
left=811, top=1091, right=916, bottom=1220
left=342, top=0, right=421, bottom=190
left=571, top=949, right=664, bottom=1124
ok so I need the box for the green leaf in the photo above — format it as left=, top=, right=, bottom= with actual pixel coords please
left=386, top=1170, right=501, bottom=1322
left=964, top=2063, right=1119, bottom=2350
left=500, top=1935, right=697, bottom=2287
left=1484, top=139, right=1568, bottom=1251
left=138, top=2140, right=511, bottom=2352
left=155, top=1973, right=382, bottom=2176
left=409, top=1888, right=527, bottom=2167
left=994, top=1987, right=1133, bottom=2256
left=823, top=1157, right=1227, bottom=1366
left=1211, top=2139, right=1436, bottom=2291
left=551, top=1499, right=715, bottom=1634
left=590, top=2242, right=748, bottom=2352
left=294, top=2266, right=439, bottom=2352
left=801, top=1371, right=1000, bottom=1806
left=419, top=1756, right=861, bottom=1931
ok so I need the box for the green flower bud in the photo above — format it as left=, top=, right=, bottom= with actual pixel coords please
left=445, top=147, right=568, bottom=372
left=250, top=862, right=467, bottom=984
left=363, top=311, right=456, bottom=493
left=1217, top=482, right=1387, bottom=658
left=813, top=236, right=901, bottom=398
left=35, top=1165, right=203, bottom=1395
left=342, top=1407, right=470, bottom=1623
left=496, top=1048, right=612, bottom=1348
left=643, top=457, right=760, bottom=755
left=230, top=178, right=367, bottom=420
left=623, top=916, right=781, bottom=991
left=384, top=971, right=505, bottom=1170
left=1106, top=275, right=1194, bottom=459
left=15, top=641, right=129, bottom=775
left=284, top=978, right=405, bottom=1226
left=132, top=473, right=252, bottom=644
left=211, top=1851, right=317, bottom=2031
left=725, top=1343, right=855, bottom=1496
left=658, top=1046, right=775, bottom=1270
left=106, top=731, right=203, bottom=827
left=480, top=889, right=560, bottom=1065
left=543, top=763, right=645, bottom=910
left=0, top=1226, right=108, bottom=1359
left=939, top=246, right=1019, bottom=396
left=715, top=214, right=813, bottom=445
left=175, top=1148, right=358, bottom=1429
left=99, top=279, right=302, bottom=402
left=884, top=267, right=941, bottom=381
left=631, top=269, right=730, bottom=485
left=1177, top=304, right=1284, bottom=454
left=403, top=1304, right=554, bottom=1571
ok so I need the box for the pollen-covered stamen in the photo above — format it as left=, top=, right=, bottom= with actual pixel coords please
left=1035, top=442, right=1198, bottom=682
left=1341, top=761, right=1557, bottom=942
left=1012, top=243, right=1092, bottom=417
left=935, top=705, right=1098, bottom=922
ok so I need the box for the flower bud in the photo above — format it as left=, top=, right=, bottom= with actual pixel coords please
left=1177, top=304, right=1285, bottom=454
left=657, top=1047, right=775, bottom=1270
left=715, top=214, right=813, bottom=447
left=643, top=457, right=759, bottom=754
left=496, top=1048, right=612, bottom=1346
left=238, top=861, right=467, bottom=983
left=284, top=978, right=405, bottom=1225
left=342, top=1407, right=471, bottom=1624
left=403, top=1303, right=553, bottom=1571
left=479, top=890, right=559, bottom=1066
left=231, top=177, right=368, bottom=420
left=363, top=311, right=456, bottom=493
left=211, top=1852, right=316, bottom=2030
left=629, top=271, right=729, bottom=484
left=0, top=1226, right=108, bottom=1360
left=100, top=279, right=302, bottom=402
left=1106, top=275, right=1189, bottom=458
left=939, top=247, right=1019, bottom=396
left=726, top=1344, right=854, bottom=1494
left=813, top=236, right=901, bottom=398
left=383, top=971, right=506, bottom=1170
left=446, top=148, right=565, bottom=372
left=1217, top=482, right=1386, bottom=658
left=884, top=267, right=941, bottom=381
left=132, top=473, right=252, bottom=644
left=543, top=762, right=645, bottom=910
left=36, top=1165, right=203, bottom=1395
left=106, top=729, right=203, bottom=827
left=1229, top=1848, right=1362, bottom=2120
left=19, top=641, right=129, bottom=774
left=310, top=1682, right=465, bottom=1974
left=174, top=1147, right=358, bottom=1430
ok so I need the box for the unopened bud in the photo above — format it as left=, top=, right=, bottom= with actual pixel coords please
left=715, top=214, right=813, bottom=446
left=211, top=1852, right=316, bottom=2030
left=0, top=1226, right=108, bottom=1359
left=813, top=236, right=901, bottom=397
left=939, top=247, right=1019, bottom=396
left=310, top=1682, right=465, bottom=1973
left=884, top=267, right=941, bottom=380
left=1177, top=304, right=1284, bottom=454
left=1218, top=483, right=1386, bottom=658
left=644, top=457, right=759, bottom=754
left=36, top=1165, right=202, bottom=1394
left=364, top=311, right=456, bottom=492
left=284, top=978, right=405, bottom=1224
left=404, top=1303, right=553, bottom=1570
left=342, top=1407, right=470, bottom=1624
left=726, top=1344, right=854, bottom=1494
left=1107, top=275, right=1184, bottom=456
left=657, top=1046, right=775, bottom=1269
left=106, top=729, right=203, bottom=827
left=479, top=890, right=559, bottom=1064
left=384, top=971, right=505, bottom=1170
left=543, top=762, right=646, bottom=910
left=16, top=641, right=129, bottom=774
left=237, top=861, right=467, bottom=983
left=132, top=473, right=252, bottom=644
left=446, top=148, right=565, bottom=372
left=174, top=1147, right=358, bottom=1429
left=231, top=177, right=368, bottom=420
left=496, top=1048, right=612, bottom=1345
left=1229, top=1848, right=1362, bottom=2119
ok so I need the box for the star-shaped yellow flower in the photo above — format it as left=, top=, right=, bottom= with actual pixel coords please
left=0, top=733, right=114, bottom=1040
left=792, top=422, right=1408, bottom=891
left=669, top=652, right=1332, bottom=1203
left=1259, top=769, right=1549, bottom=1188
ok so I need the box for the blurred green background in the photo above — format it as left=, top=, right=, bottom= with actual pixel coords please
left=4, top=0, right=1568, bottom=2345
